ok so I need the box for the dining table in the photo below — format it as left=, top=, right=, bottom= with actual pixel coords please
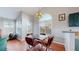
left=26, top=35, right=53, bottom=51
left=27, top=43, right=53, bottom=51
left=26, top=34, right=49, bottom=46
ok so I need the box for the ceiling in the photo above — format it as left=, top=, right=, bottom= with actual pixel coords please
left=0, top=7, right=42, bottom=20
left=0, top=7, right=79, bottom=20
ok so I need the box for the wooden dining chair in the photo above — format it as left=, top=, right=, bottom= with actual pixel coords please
left=44, top=36, right=54, bottom=51
left=25, top=37, right=34, bottom=48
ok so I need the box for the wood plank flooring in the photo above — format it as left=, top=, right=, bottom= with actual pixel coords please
left=7, top=40, right=65, bottom=51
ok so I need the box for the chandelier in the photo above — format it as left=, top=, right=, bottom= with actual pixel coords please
left=35, top=11, right=43, bottom=18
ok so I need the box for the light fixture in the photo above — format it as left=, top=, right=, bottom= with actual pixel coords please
left=35, top=11, right=43, bottom=18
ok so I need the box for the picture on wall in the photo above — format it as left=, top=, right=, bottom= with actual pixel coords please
left=59, top=13, right=65, bottom=21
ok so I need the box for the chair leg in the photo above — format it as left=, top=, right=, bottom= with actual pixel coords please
left=28, top=45, right=30, bottom=48
left=46, top=46, right=49, bottom=51
left=26, top=45, right=31, bottom=51
left=46, top=48, right=47, bottom=51
left=28, top=45, right=32, bottom=49
left=45, top=46, right=48, bottom=51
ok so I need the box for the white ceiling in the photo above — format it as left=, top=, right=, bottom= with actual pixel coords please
left=0, top=7, right=79, bottom=20
left=0, top=7, right=42, bottom=20
left=0, top=7, right=19, bottom=20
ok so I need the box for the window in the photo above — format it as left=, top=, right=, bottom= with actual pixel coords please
left=4, top=21, right=14, bottom=28
left=4, top=20, right=15, bottom=35
left=39, top=14, right=52, bottom=35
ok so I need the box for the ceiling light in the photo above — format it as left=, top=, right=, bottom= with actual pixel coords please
left=35, top=11, right=43, bottom=18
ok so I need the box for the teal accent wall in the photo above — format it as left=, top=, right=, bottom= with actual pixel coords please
left=0, top=37, right=7, bottom=51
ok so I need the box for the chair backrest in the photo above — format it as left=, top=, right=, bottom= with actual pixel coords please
left=13, top=34, right=18, bottom=39
left=27, top=33, right=33, bottom=36
left=40, top=33, right=46, bottom=35
left=9, top=33, right=13, bottom=38
left=25, top=37, right=34, bottom=46
left=47, top=36, right=54, bottom=46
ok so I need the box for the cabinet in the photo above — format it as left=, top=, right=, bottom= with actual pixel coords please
left=63, top=31, right=75, bottom=51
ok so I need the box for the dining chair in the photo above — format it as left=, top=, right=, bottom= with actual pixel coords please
left=8, top=33, right=14, bottom=40
left=44, top=36, right=54, bottom=51
left=25, top=37, right=34, bottom=49
left=13, top=34, right=18, bottom=40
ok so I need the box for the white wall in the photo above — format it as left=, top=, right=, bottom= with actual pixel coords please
left=0, top=8, right=19, bottom=20
left=15, top=13, right=22, bottom=39
left=33, top=17, right=40, bottom=38
left=51, top=8, right=69, bottom=44
left=21, top=13, right=32, bottom=40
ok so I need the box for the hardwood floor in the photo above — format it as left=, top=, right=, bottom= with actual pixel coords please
left=7, top=40, right=27, bottom=51
left=7, top=40, right=65, bottom=51
left=50, top=43, right=65, bottom=51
